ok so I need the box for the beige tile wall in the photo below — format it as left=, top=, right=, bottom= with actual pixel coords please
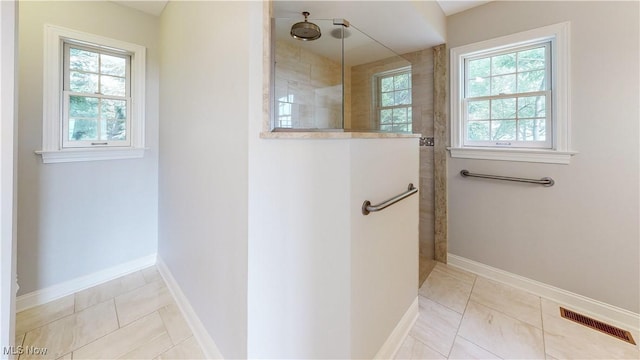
left=274, top=40, right=343, bottom=129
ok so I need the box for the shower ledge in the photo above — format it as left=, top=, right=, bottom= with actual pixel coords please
left=260, top=131, right=422, bottom=139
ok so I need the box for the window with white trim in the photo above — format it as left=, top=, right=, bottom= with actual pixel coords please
left=375, top=67, right=412, bottom=132
left=63, top=42, right=131, bottom=147
left=37, top=25, right=146, bottom=164
left=450, top=22, right=575, bottom=164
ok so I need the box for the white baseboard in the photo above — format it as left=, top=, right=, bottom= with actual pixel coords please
left=16, top=254, right=157, bottom=312
left=156, top=257, right=223, bottom=359
left=375, top=296, right=419, bottom=359
left=447, top=253, right=640, bottom=333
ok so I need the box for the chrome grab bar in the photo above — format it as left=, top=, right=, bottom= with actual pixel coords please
left=460, top=169, right=555, bottom=187
left=362, top=183, right=418, bottom=215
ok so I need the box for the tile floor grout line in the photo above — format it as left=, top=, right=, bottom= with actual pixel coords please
left=445, top=273, right=477, bottom=359
left=466, top=275, right=545, bottom=331
left=539, top=296, right=549, bottom=358
left=115, top=283, right=171, bottom=328
left=156, top=304, right=178, bottom=346
left=455, top=333, right=504, bottom=360
left=408, top=332, right=449, bottom=359
left=65, top=298, right=124, bottom=356
left=17, top=296, right=76, bottom=337
left=114, top=297, right=122, bottom=328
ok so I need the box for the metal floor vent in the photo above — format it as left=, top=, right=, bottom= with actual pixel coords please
left=560, top=307, right=636, bottom=345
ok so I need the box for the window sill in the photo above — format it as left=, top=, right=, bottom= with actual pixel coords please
left=448, top=147, right=577, bottom=164
left=35, top=147, right=146, bottom=164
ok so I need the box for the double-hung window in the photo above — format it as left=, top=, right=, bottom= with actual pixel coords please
left=464, top=42, right=550, bottom=148
left=450, top=22, right=574, bottom=164
left=38, top=25, right=146, bottom=163
left=63, top=43, right=131, bottom=147
left=375, top=67, right=412, bottom=132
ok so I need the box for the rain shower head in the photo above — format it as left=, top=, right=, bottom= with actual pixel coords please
left=290, top=11, right=321, bottom=41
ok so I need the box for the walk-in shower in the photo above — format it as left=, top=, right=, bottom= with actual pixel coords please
left=272, top=15, right=411, bottom=131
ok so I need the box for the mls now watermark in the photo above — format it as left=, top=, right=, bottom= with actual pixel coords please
left=3, top=346, right=48, bottom=356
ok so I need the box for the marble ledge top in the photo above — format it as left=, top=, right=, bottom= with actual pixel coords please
left=260, top=131, right=423, bottom=139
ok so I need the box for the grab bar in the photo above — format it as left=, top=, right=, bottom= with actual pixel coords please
left=460, top=169, right=554, bottom=187
left=362, top=183, right=418, bottom=215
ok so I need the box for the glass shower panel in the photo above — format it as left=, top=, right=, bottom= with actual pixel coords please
left=345, top=25, right=412, bottom=132
left=272, top=18, right=410, bottom=132
left=273, top=18, right=344, bottom=130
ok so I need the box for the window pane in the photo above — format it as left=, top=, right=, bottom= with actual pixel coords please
left=468, top=58, right=490, bottom=78
left=394, top=73, right=410, bottom=90
left=395, top=90, right=411, bottom=105
left=517, top=47, right=545, bottom=72
left=518, top=96, right=546, bottom=118
left=380, top=109, right=392, bottom=124
left=491, top=53, right=516, bottom=75
left=69, top=118, right=98, bottom=140
left=491, top=120, right=517, bottom=141
left=381, top=77, right=394, bottom=92
left=100, top=54, right=126, bottom=77
left=70, top=71, right=98, bottom=93
left=381, top=92, right=394, bottom=107
left=69, top=96, right=99, bottom=118
left=467, top=78, right=489, bottom=97
left=517, top=70, right=546, bottom=93
left=69, top=48, right=98, bottom=73
left=101, top=119, right=127, bottom=141
left=392, top=108, right=407, bottom=124
left=380, top=124, right=392, bottom=132
left=518, top=119, right=546, bottom=141
left=408, top=107, right=412, bottom=122
left=468, top=100, right=490, bottom=120
left=491, top=98, right=516, bottom=119
left=467, top=121, right=490, bottom=140
left=491, top=74, right=516, bottom=95
left=101, top=75, right=126, bottom=96
left=101, top=99, right=127, bottom=120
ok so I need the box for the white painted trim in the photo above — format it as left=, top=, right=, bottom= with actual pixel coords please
left=39, top=24, right=146, bottom=163
left=36, top=147, right=146, bottom=163
left=448, top=147, right=577, bottom=164
left=0, top=0, right=17, bottom=353
left=156, top=257, right=224, bottom=359
left=450, top=22, right=573, bottom=164
left=375, top=296, right=419, bottom=359
left=447, top=253, right=640, bottom=333
left=16, top=254, right=156, bottom=312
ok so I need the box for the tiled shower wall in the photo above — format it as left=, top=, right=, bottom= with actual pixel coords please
left=349, top=56, right=409, bottom=130
left=405, top=48, right=436, bottom=261
left=274, top=40, right=343, bottom=129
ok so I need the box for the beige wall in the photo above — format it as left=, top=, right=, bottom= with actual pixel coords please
left=17, top=1, right=159, bottom=295
left=447, top=1, right=639, bottom=312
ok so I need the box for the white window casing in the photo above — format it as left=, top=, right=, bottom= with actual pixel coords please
left=37, top=24, right=146, bottom=163
left=449, top=22, right=576, bottom=164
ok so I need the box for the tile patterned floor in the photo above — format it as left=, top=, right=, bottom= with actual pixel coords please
left=15, top=262, right=640, bottom=359
left=14, top=266, right=204, bottom=360
left=397, top=262, right=640, bottom=360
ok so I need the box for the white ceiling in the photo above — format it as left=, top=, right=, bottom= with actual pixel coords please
left=111, top=0, right=490, bottom=18
left=111, top=1, right=168, bottom=16
left=437, top=0, right=492, bottom=16
left=111, top=0, right=491, bottom=56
